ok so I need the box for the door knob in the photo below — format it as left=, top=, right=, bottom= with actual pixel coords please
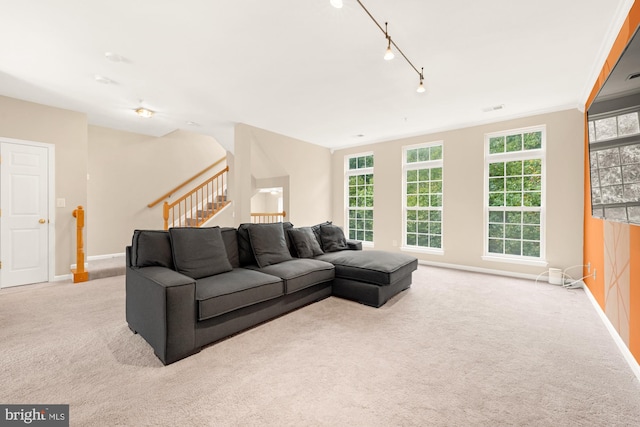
left=39, top=219, right=46, bottom=224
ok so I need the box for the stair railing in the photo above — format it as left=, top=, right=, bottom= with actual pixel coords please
left=148, top=156, right=227, bottom=209
left=250, top=211, right=287, bottom=224
left=163, top=166, right=230, bottom=230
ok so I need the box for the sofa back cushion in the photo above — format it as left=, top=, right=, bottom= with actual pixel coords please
left=131, top=230, right=174, bottom=269
left=247, top=222, right=293, bottom=268
left=220, top=227, right=240, bottom=268
left=169, top=227, right=232, bottom=279
left=288, top=227, right=324, bottom=258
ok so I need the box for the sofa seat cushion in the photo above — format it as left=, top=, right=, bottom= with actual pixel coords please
left=248, top=259, right=334, bottom=294
left=195, top=269, right=283, bottom=321
left=315, top=250, right=417, bottom=286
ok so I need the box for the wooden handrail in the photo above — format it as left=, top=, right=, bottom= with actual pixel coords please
left=72, top=206, right=89, bottom=283
left=250, top=211, right=287, bottom=223
left=148, top=156, right=227, bottom=208
left=163, top=166, right=230, bottom=229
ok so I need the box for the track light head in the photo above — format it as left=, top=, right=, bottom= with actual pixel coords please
left=384, top=37, right=394, bottom=60
left=417, top=68, right=425, bottom=93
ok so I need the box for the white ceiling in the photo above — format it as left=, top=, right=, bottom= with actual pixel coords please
left=0, top=0, right=633, bottom=152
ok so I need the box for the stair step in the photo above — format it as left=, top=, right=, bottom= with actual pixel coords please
left=87, top=255, right=126, bottom=280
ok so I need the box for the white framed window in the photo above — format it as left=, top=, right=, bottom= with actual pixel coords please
left=345, top=153, right=374, bottom=244
left=483, top=126, right=546, bottom=266
left=402, top=142, right=443, bottom=253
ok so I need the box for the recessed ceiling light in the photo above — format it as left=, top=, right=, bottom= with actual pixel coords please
left=134, top=107, right=155, bottom=118
left=94, top=75, right=114, bottom=84
left=330, top=0, right=343, bottom=8
left=186, top=121, right=200, bottom=126
left=105, top=52, right=126, bottom=62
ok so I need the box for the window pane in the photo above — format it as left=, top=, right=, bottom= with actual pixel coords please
left=523, top=176, right=541, bottom=191
left=366, top=155, right=374, bottom=168
left=407, top=195, right=417, bottom=207
left=506, top=161, right=523, bottom=176
left=523, top=241, right=540, bottom=257
left=431, top=168, right=443, bottom=180
left=489, top=163, right=504, bottom=177
left=407, top=149, right=417, bottom=163
left=506, top=134, right=523, bottom=152
left=524, top=159, right=542, bottom=175
left=407, top=210, right=417, bottom=221
left=618, top=112, right=640, bottom=137
left=595, top=117, right=617, bottom=140
left=418, top=148, right=429, bottom=162
left=523, top=192, right=541, bottom=207
left=407, top=170, right=417, bottom=182
left=506, top=192, right=522, bottom=206
left=407, top=221, right=417, bottom=233
left=505, top=212, right=522, bottom=223
left=505, top=240, right=521, bottom=255
left=489, top=224, right=504, bottom=238
left=488, top=239, right=504, bottom=254
left=430, top=236, right=442, bottom=248
left=489, top=137, right=505, bottom=154
left=489, top=211, right=504, bottom=223
left=418, top=235, right=429, bottom=247
left=430, top=145, right=443, bottom=160
left=489, top=178, right=504, bottom=192
left=522, top=225, right=540, bottom=240
left=524, top=132, right=542, bottom=150
left=349, top=158, right=357, bottom=169
left=523, top=211, right=540, bottom=224
left=489, top=193, right=504, bottom=206
left=430, top=210, right=441, bottom=221
left=505, top=224, right=522, bottom=239
left=418, top=210, right=429, bottom=221
left=506, top=177, right=522, bottom=191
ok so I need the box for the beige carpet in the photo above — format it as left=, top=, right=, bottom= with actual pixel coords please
left=2, top=266, right=640, bottom=426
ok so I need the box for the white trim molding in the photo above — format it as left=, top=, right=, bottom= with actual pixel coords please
left=582, top=283, right=640, bottom=382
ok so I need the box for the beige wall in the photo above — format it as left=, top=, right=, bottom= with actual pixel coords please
left=332, top=109, right=585, bottom=277
left=87, top=126, right=228, bottom=256
left=234, top=123, right=332, bottom=226
left=0, top=95, right=88, bottom=276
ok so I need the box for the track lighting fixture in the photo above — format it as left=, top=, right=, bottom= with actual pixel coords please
left=417, top=68, right=425, bottom=93
left=384, top=23, right=394, bottom=60
left=333, top=0, right=425, bottom=93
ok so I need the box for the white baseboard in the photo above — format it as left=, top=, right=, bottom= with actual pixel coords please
left=87, top=253, right=125, bottom=261
left=54, top=274, right=72, bottom=282
left=418, top=260, right=541, bottom=281
left=582, top=284, right=640, bottom=382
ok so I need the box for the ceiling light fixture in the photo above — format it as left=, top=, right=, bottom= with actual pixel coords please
left=135, top=107, right=155, bottom=118
left=383, top=23, right=394, bottom=60
left=334, top=0, right=425, bottom=93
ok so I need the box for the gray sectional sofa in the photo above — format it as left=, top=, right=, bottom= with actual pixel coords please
left=126, top=222, right=417, bottom=365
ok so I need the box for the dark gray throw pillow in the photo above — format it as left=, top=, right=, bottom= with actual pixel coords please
left=131, top=230, right=174, bottom=269
left=247, top=223, right=293, bottom=268
left=168, top=227, right=233, bottom=279
left=319, top=224, right=348, bottom=252
left=288, top=227, right=324, bottom=258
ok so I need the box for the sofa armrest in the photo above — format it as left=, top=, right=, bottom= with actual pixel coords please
left=126, top=265, right=198, bottom=365
left=346, top=240, right=362, bottom=251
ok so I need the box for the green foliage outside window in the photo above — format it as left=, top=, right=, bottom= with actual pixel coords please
left=487, top=129, right=543, bottom=259
left=405, top=146, right=443, bottom=249
left=347, top=154, right=374, bottom=242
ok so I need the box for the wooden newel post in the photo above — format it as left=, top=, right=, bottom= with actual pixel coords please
left=163, top=202, right=170, bottom=230
left=72, top=205, right=89, bottom=283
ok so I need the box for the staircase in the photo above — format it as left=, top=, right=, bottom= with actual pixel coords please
left=162, top=165, right=230, bottom=230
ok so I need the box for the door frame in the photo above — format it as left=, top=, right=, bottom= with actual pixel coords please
left=0, top=137, right=56, bottom=286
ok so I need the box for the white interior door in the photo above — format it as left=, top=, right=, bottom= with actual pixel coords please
left=1, top=141, right=50, bottom=288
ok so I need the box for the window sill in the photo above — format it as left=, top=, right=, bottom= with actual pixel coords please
left=401, top=246, right=444, bottom=255
left=481, top=255, right=548, bottom=267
